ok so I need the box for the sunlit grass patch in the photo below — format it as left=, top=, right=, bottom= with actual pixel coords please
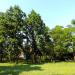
left=0, top=62, right=75, bottom=75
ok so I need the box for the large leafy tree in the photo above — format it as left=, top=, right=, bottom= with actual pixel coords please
left=50, top=26, right=63, bottom=60
left=0, top=6, right=26, bottom=62
left=0, top=12, right=7, bottom=62
left=50, top=25, right=74, bottom=61
left=25, top=10, right=46, bottom=63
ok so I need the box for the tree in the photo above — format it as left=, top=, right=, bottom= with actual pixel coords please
left=24, top=10, right=46, bottom=63
left=50, top=26, right=67, bottom=60
left=0, top=12, right=7, bottom=62
left=0, top=5, right=26, bottom=62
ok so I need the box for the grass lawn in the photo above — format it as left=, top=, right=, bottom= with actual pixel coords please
left=0, top=62, right=75, bottom=75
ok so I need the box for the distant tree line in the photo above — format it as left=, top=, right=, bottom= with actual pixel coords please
left=0, top=5, right=75, bottom=63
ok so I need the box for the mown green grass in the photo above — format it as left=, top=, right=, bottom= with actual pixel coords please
left=0, top=62, right=75, bottom=75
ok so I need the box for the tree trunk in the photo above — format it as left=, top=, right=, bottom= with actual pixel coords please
left=31, top=30, right=38, bottom=63
left=0, top=54, right=3, bottom=62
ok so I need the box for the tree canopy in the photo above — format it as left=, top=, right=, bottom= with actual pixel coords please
left=0, top=5, right=75, bottom=63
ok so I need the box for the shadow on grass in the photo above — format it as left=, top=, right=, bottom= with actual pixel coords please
left=0, top=64, right=43, bottom=75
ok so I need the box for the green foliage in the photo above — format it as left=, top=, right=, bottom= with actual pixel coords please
left=0, top=5, right=75, bottom=63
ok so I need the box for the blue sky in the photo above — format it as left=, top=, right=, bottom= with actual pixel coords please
left=0, top=0, right=75, bottom=28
